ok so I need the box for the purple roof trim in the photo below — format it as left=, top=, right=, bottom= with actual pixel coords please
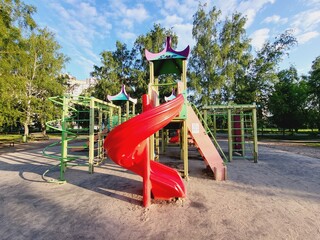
left=107, top=84, right=137, bottom=104
left=145, top=36, right=190, bottom=61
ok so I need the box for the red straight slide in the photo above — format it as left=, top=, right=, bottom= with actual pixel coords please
left=104, top=94, right=186, bottom=204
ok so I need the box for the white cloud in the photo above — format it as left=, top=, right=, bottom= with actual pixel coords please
left=50, top=2, right=71, bottom=20
left=243, top=9, right=257, bottom=28
left=300, top=0, right=320, bottom=7
left=194, top=0, right=276, bottom=29
left=263, top=15, right=288, bottom=24
left=291, top=9, right=320, bottom=33
left=172, top=23, right=194, bottom=49
left=123, top=4, right=149, bottom=23
left=110, top=1, right=150, bottom=40
left=250, top=28, right=270, bottom=50
left=117, top=31, right=137, bottom=41
left=159, top=14, right=183, bottom=28
left=77, top=2, right=97, bottom=18
left=215, top=0, right=238, bottom=18
left=44, top=1, right=114, bottom=79
left=297, top=31, right=320, bottom=44
left=163, top=0, right=180, bottom=10
left=74, top=55, right=96, bottom=80
left=238, top=0, right=276, bottom=28
left=159, top=0, right=199, bottom=22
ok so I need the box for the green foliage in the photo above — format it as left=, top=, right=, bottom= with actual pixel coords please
left=188, top=3, right=298, bottom=134
left=0, top=1, right=68, bottom=135
left=268, top=66, right=309, bottom=132
left=220, top=13, right=252, bottom=103
left=188, top=4, right=222, bottom=106
left=90, top=41, right=132, bottom=100
left=90, top=23, right=178, bottom=111
left=307, top=56, right=320, bottom=130
left=0, top=0, right=36, bottom=127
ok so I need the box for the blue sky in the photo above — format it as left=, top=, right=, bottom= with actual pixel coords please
left=24, top=0, right=320, bottom=80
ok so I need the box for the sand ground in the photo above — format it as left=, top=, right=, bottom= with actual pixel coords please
left=0, top=139, right=319, bottom=240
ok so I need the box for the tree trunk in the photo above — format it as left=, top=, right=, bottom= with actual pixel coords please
left=22, top=122, right=29, bottom=142
left=41, top=122, right=46, bottom=135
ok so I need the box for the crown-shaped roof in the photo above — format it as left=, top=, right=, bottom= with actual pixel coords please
left=107, top=84, right=137, bottom=104
left=145, top=36, right=190, bottom=76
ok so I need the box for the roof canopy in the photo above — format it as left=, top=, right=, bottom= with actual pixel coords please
left=145, top=36, right=190, bottom=76
left=107, top=84, right=137, bottom=104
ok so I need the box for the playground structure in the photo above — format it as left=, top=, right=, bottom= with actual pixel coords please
left=104, top=36, right=227, bottom=207
left=42, top=37, right=258, bottom=207
left=43, top=95, right=120, bottom=183
left=202, top=104, right=258, bottom=162
left=145, top=37, right=227, bottom=181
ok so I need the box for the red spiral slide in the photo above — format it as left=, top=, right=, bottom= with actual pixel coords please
left=104, top=94, right=186, bottom=206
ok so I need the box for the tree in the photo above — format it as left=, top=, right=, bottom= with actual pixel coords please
left=307, top=56, right=320, bottom=131
left=91, top=23, right=178, bottom=111
left=0, top=0, right=36, bottom=128
left=90, top=41, right=135, bottom=101
left=220, top=13, right=252, bottom=103
left=246, top=30, right=297, bottom=104
left=0, top=1, right=68, bottom=135
left=19, top=29, right=68, bottom=135
left=132, top=23, right=178, bottom=99
left=268, top=66, right=309, bottom=133
left=188, top=3, right=297, bottom=111
left=16, top=28, right=68, bottom=135
left=188, top=4, right=222, bottom=106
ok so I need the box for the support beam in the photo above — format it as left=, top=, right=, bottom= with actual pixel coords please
left=88, top=97, right=95, bottom=173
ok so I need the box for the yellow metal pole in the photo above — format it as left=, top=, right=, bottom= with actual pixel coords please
left=154, top=76, right=160, bottom=158
left=149, top=62, right=155, bottom=161
left=241, top=110, right=245, bottom=157
left=181, top=59, right=188, bottom=179
left=126, top=101, right=129, bottom=120
left=183, top=120, right=188, bottom=179
left=228, top=107, right=233, bottom=161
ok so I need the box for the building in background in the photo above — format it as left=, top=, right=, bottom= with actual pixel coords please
left=64, top=74, right=97, bottom=96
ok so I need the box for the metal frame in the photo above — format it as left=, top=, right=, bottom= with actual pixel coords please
left=203, top=104, right=258, bottom=163
left=43, top=95, right=121, bottom=183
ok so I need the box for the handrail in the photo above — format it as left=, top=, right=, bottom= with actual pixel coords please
left=189, top=102, right=229, bottom=164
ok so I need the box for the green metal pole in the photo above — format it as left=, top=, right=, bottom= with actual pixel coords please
left=98, top=110, right=103, bottom=161
left=88, top=97, right=95, bottom=173
left=60, top=95, right=69, bottom=181
left=252, top=105, right=258, bottom=163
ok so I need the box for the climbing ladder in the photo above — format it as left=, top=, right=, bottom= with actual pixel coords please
left=203, top=104, right=258, bottom=163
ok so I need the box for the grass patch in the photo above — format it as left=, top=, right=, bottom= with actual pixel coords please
left=0, top=134, right=22, bottom=141
left=258, top=134, right=319, bottom=141
left=305, top=142, right=320, bottom=148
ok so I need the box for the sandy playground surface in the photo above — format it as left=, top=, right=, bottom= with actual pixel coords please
left=0, top=139, right=319, bottom=240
